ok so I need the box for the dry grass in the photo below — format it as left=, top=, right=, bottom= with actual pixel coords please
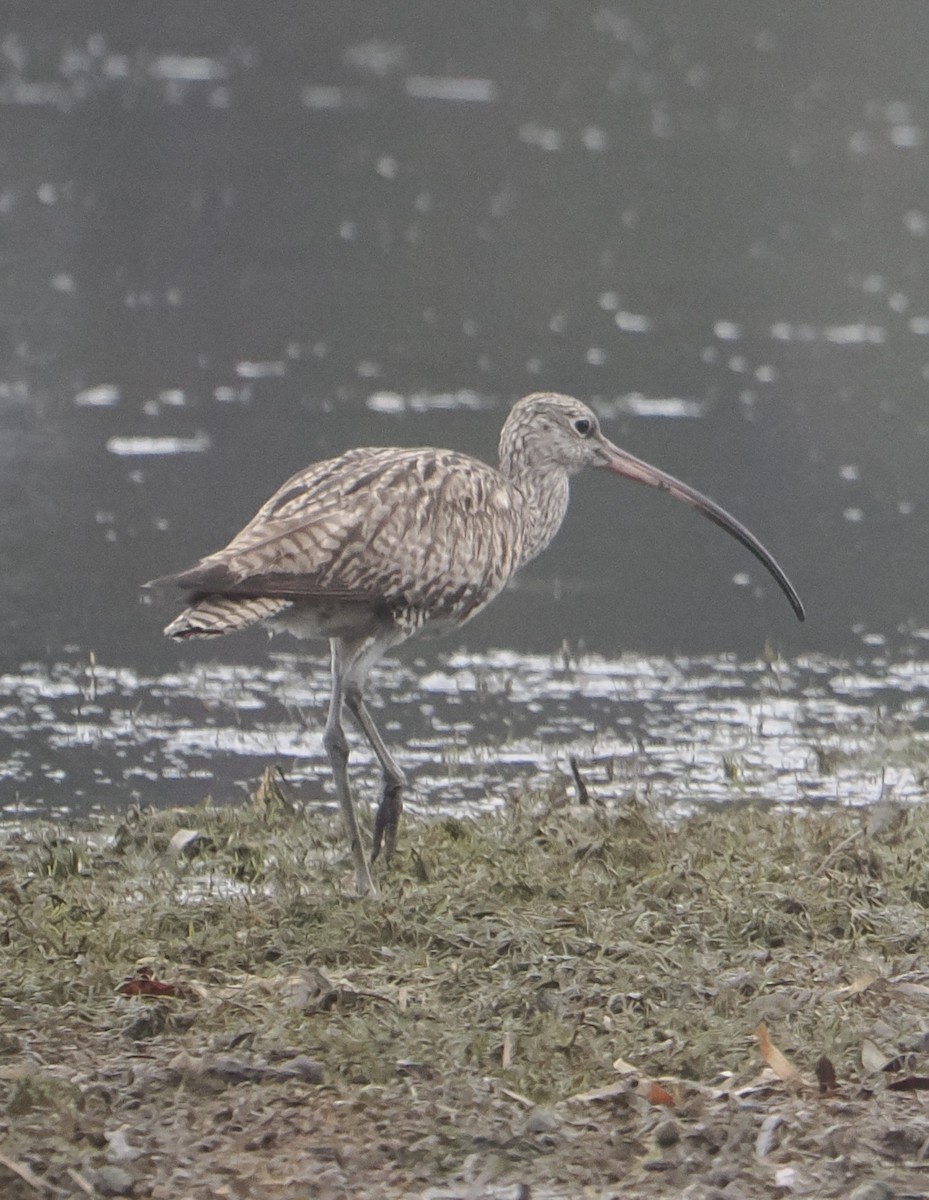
left=3, top=792, right=929, bottom=1197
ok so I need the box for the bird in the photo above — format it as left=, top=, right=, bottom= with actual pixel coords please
left=148, top=392, right=804, bottom=895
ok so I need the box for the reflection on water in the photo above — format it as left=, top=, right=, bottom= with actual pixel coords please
left=3, top=648, right=926, bottom=822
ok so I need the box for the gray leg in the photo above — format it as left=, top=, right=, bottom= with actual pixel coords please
left=339, top=630, right=409, bottom=865
left=344, top=690, right=407, bottom=862
left=323, top=639, right=376, bottom=896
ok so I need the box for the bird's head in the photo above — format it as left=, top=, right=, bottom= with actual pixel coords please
left=500, top=392, right=613, bottom=475
left=499, top=391, right=805, bottom=622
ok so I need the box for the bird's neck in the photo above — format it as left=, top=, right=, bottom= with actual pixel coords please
left=498, top=443, right=571, bottom=566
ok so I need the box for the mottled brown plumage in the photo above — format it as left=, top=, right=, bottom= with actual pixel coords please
left=149, top=392, right=804, bottom=894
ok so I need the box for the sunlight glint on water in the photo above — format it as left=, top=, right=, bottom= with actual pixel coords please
left=1, top=651, right=927, bottom=822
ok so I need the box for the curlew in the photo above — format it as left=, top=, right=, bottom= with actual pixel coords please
left=148, top=392, right=804, bottom=894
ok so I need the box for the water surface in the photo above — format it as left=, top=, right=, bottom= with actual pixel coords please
left=2, top=5, right=929, bottom=817
left=4, top=644, right=927, bottom=823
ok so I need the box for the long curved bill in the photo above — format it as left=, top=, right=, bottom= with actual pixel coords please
left=596, top=434, right=805, bottom=621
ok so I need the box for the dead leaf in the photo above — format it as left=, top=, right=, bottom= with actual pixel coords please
left=887, top=1075, right=929, bottom=1092
left=815, top=1054, right=838, bottom=1095
left=755, top=1113, right=784, bottom=1159
left=637, top=1079, right=675, bottom=1107
left=830, top=972, right=878, bottom=1000
left=573, top=1058, right=676, bottom=1107
left=251, top=764, right=293, bottom=810
left=572, top=1079, right=665, bottom=1105
left=612, top=1055, right=675, bottom=1104
left=861, top=1038, right=894, bottom=1074
left=280, top=968, right=336, bottom=1011
left=117, top=976, right=201, bottom=1001
left=755, top=1024, right=800, bottom=1085
left=890, top=981, right=929, bottom=1000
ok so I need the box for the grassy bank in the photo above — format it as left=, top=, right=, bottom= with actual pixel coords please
left=3, top=791, right=929, bottom=1198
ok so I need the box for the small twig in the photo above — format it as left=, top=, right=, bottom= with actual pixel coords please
left=0, top=1150, right=59, bottom=1194
left=569, top=755, right=589, bottom=805
left=66, top=1169, right=95, bottom=1196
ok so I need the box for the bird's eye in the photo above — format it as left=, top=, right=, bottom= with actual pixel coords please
left=573, top=417, right=592, bottom=436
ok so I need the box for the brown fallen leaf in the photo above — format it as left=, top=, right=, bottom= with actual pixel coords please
left=887, top=1075, right=929, bottom=1092
left=892, top=1075, right=929, bottom=1094
left=755, top=1024, right=801, bottom=1085
left=815, top=1054, right=838, bottom=1095
left=637, top=1079, right=675, bottom=1107
left=830, top=972, right=878, bottom=1000
left=571, top=1056, right=681, bottom=1107
left=117, top=973, right=201, bottom=1001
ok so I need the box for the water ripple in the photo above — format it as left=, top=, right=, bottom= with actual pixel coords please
left=1, top=649, right=926, bottom=822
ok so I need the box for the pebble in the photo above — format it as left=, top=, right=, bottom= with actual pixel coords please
left=522, top=1108, right=559, bottom=1135
left=654, top=1118, right=681, bottom=1146
left=275, top=1054, right=325, bottom=1083
left=848, top=1183, right=896, bottom=1200
left=90, top=1165, right=136, bottom=1196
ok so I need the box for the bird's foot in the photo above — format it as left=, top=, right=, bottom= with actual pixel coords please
left=371, top=780, right=403, bottom=864
left=355, top=866, right=378, bottom=896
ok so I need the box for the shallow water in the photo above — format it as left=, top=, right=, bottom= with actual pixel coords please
left=3, top=7, right=929, bottom=820
left=4, top=645, right=927, bottom=823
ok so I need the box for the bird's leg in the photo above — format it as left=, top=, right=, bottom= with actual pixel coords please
left=343, top=690, right=407, bottom=863
left=323, top=639, right=376, bottom=896
left=339, top=630, right=409, bottom=865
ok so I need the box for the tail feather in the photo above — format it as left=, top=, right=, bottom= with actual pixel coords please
left=164, top=595, right=290, bottom=640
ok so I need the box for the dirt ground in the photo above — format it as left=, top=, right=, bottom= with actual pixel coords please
left=4, top=793, right=929, bottom=1198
